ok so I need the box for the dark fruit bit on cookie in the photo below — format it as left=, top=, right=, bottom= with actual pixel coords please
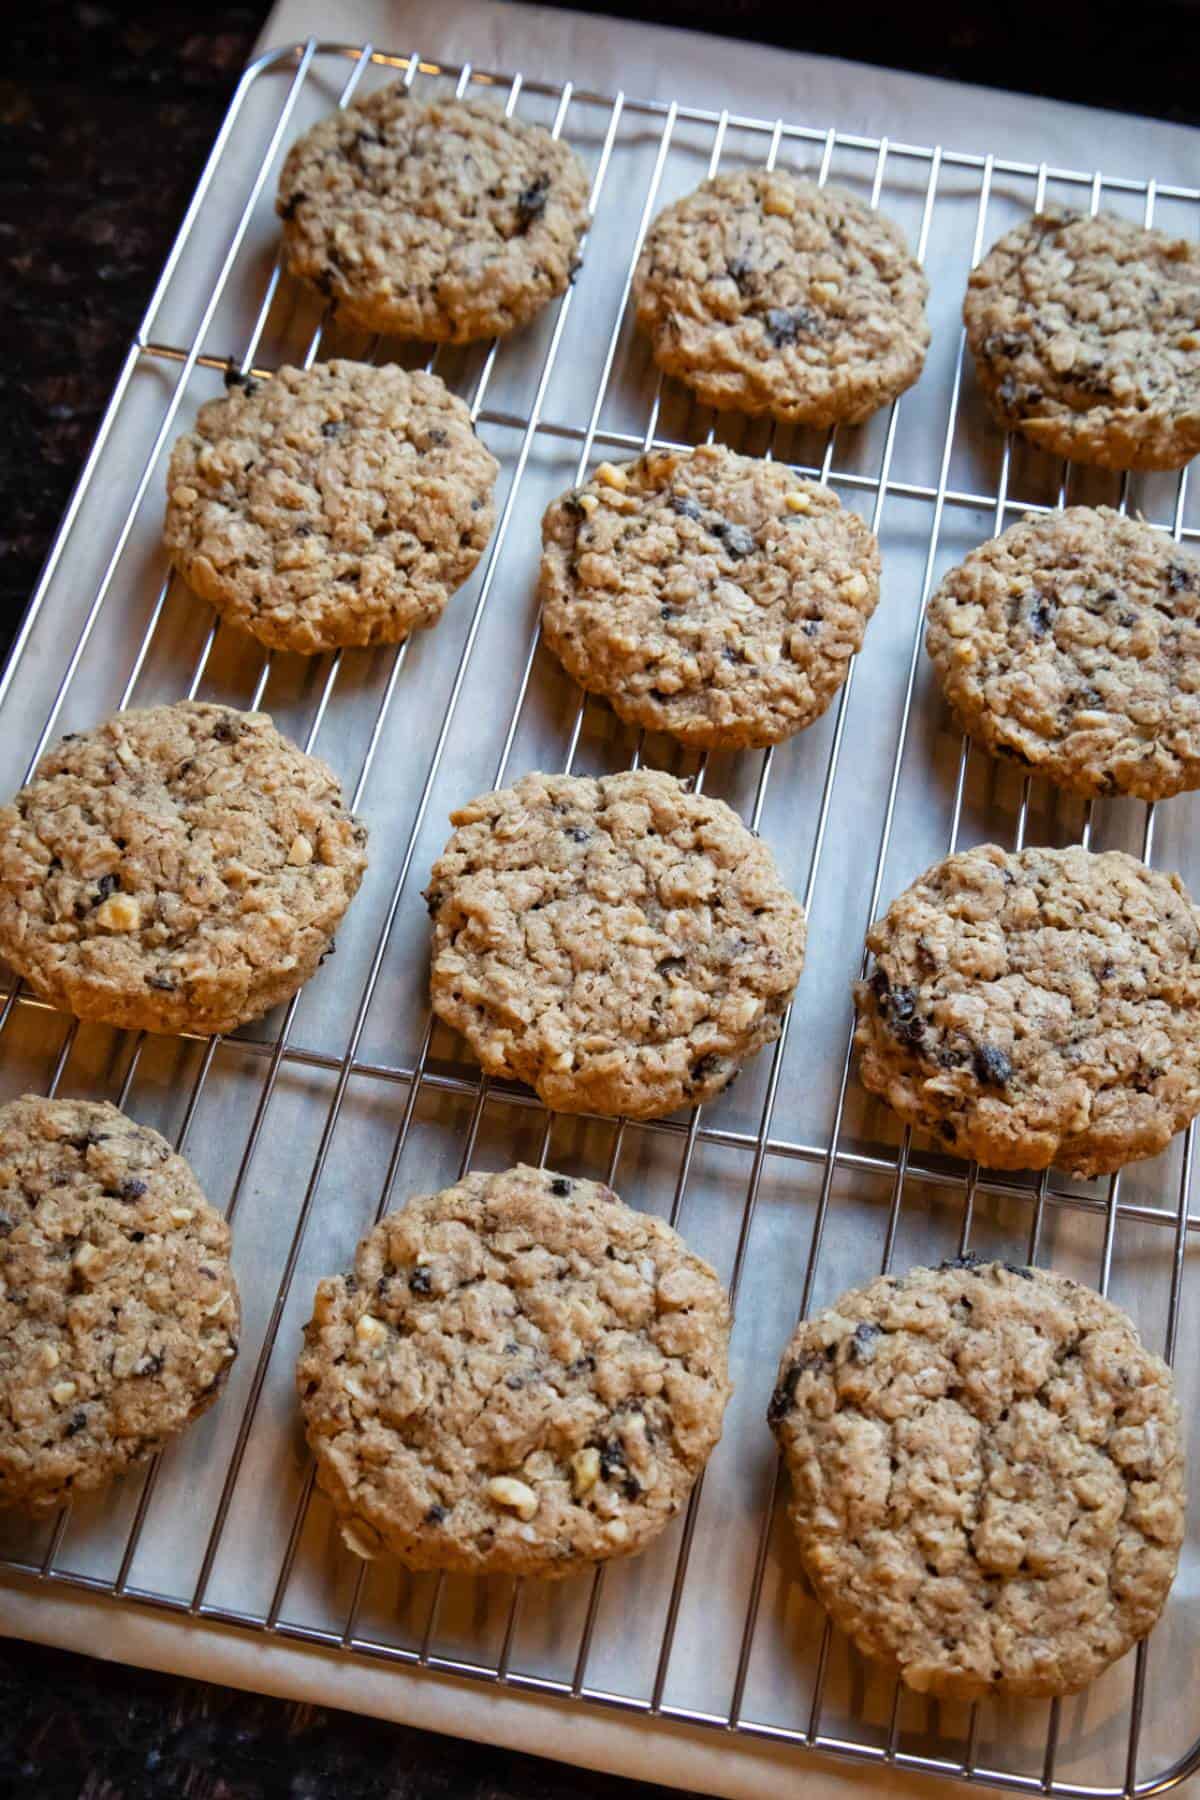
left=0, top=1212, right=12, bottom=1237
left=767, top=1352, right=826, bottom=1425
left=425, top=1504, right=447, bottom=1524
left=516, top=174, right=551, bottom=229
left=710, top=519, right=756, bottom=559
left=120, top=1179, right=148, bottom=1201
left=671, top=495, right=703, bottom=521
left=409, top=1266, right=433, bottom=1294
left=939, top=1251, right=982, bottom=1272
left=848, top=1321, right=881, bottom=1359
left=223, top=368, right=260, bottom=395
left=764, top=306, right=824, bottom=347
left=727, top=256, right=754, bottom=293
left=1004, top=1262, right=1034, bottom=1279
left=550, top=1177, right=572, bottom=1197
left=973, top=1043, right=1013, bottom=1086
left=424, top=889, right=442, bottom=917
left=91, top=873, right=119, bottom=907
left=688, top=1052, right=722, bottom=1088
left=566, top=826, right=590, bottom=843
left=321, top=421, right=345, bottom=438
left=1168, top=563, right=1197, bottom=594
left=278, top=191, right=306, bottom=221
left=597, top=1437, right=627, bottom=1481
left=1028, top=597, right=1056, bottom=637
left=146, top=974, right=177, bottom=991
left=64, top=1410, right=88, bottom=1438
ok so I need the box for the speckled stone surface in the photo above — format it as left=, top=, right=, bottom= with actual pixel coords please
left=0, top=1637, right=705, bottom=1800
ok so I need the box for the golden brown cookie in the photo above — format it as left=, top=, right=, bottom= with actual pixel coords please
left=769, top=1258, right=1183, bottom=1699
left=297, top=1164, right=732, bottom=1575
left=0, top=1096, right=239, bottom=1515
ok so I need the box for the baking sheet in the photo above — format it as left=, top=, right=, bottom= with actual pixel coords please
left=2, top=4, right=1200, bottom=1794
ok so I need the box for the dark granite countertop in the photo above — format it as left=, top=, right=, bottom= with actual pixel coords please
left=1, top=4, right=1198, bottom=1795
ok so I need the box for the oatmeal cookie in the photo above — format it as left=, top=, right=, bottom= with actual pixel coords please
left=297, top=1164, right=732, bottom=1575
left=539, top=443, right=880, bottom=749
left=769, top=1257, right=1183, bottom=1698
left=633, top=170, right=929, bottom=424
left=0, top=1096, right=239, bottom=1515
left=277, top=91, right=591, bottom=341
left=927, top=507, right=1200, bottom=801
left=165, top=361, right=498, bottom=654
left=854, top=842, right=1200, bottom=1175
left=964, top=207, right=1200, bottom=470
left=423, top=769, right=806, bottom=1119
left=0, top=702, right=368, bottom=1037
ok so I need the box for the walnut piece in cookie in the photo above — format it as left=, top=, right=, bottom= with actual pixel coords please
left=769, top=1258, right=1183, bottom=1699
left=539, top=444, right=881, bottom=750
left=165, top=361, right=499, bottom=654
left=633, top=170, right=929, bottom=425
left=0, top=701, right=368, bottom=1037
left=297, top=1164, right=732, bottom=1576
left=964, top=207, right=1200, bottom=470
left=422, top=769, right=807, bottom=1119
left=0, top=1096, right=239, bottom=1515
left=854, top=842, right=1200, bottom=1175
left=276, top=91, right=591, bottom=342
left=926, top=507, right=1200, bottom=801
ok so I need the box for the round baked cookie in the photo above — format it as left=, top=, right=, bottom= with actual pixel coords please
left=854, top=843, right=1200, bottom=1176
left=0, top=702, right=368, bottom=1037
left=632, top=170, right=930, bottom=425
left=276, top=90, right=591, bottom=342
left=768, top=1257, right=1183, bottom=1700
left=423, top=769, right=807, bottom=1120
left=539, top=444, right=881, bottom=750
left=297, top=1164, right=732, bottom=1575
left=164, top=361, right=499, bottom=654
left=0, top=1096, right=240, bottom=1515
left=927, top=508, right=1200, bottom=801
left=964, top=207, right=1200, bottom=471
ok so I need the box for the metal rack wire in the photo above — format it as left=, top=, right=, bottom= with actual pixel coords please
left=1, top=38, right=1199, bottom=1798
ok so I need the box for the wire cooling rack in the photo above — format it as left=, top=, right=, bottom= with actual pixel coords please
left=2, top=37, right=1200, bottom=1799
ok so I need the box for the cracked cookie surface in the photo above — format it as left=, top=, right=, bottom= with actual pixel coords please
left=165, top=361, right=499, bottom=654
left=297, top=1164, right=732, bottom=1576
left=0, top=1096, right=239, bottom=1515
left=539, top=444, right=880, bottom=749
left=854, top=843, right=1200, bottom=1175
left=423, top=769, right=807, bottom=1120
left=277, top=91, right=591, bottom=342
left=926, top=508, right=1200, bottom=801
left=633, top=170, right=929, bottom=425
left=768, top=1258, right=1183, bottom=1699
left=0, top=701, right=368, bottom=1037
left=964, top=208, right=1200, bottom=470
